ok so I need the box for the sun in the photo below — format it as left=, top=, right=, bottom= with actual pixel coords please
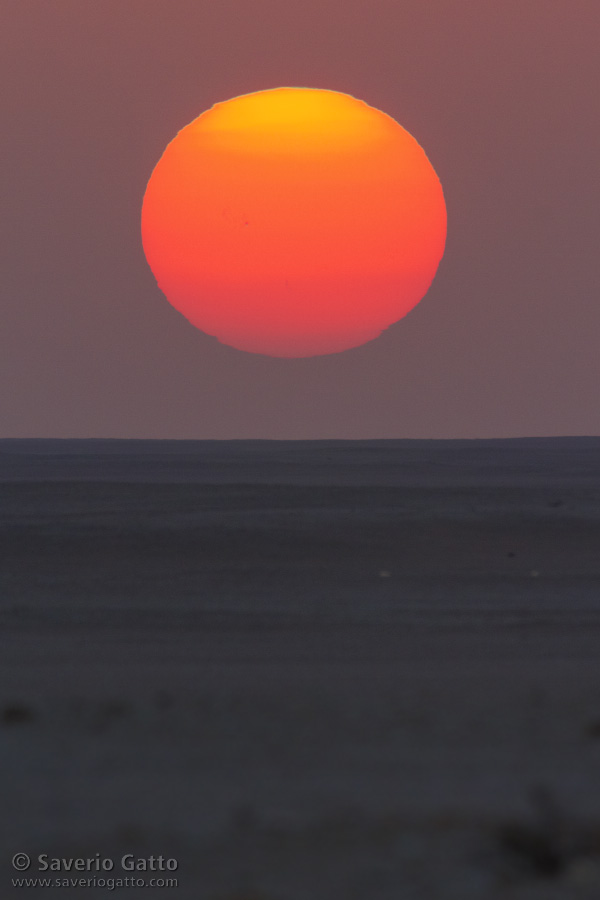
left=141, top=87, right=447, bottom=358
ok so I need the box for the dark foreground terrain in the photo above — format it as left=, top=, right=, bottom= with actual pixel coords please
left=1, top=438, right=600, bottom=898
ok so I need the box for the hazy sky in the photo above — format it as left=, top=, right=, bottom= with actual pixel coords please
left=2, top=0, right=598, bottom=438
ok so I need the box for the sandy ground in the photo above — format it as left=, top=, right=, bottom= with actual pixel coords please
left=1, top=437, right=600, bottom=898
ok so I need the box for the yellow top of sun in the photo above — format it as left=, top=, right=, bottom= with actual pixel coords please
left=187, top=87, right=396, bottom=153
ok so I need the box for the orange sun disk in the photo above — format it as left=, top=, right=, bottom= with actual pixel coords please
left=142, top=87, right=447, bottom=357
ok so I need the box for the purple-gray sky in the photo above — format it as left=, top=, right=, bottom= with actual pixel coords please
left=2, top=0, right=598, bottom=438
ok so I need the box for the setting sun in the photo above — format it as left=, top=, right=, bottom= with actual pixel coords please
left=142, top=87, right=446, bottom=357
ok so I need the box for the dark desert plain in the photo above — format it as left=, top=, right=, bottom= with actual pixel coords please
left=3, top=437, right=600, bottom=898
